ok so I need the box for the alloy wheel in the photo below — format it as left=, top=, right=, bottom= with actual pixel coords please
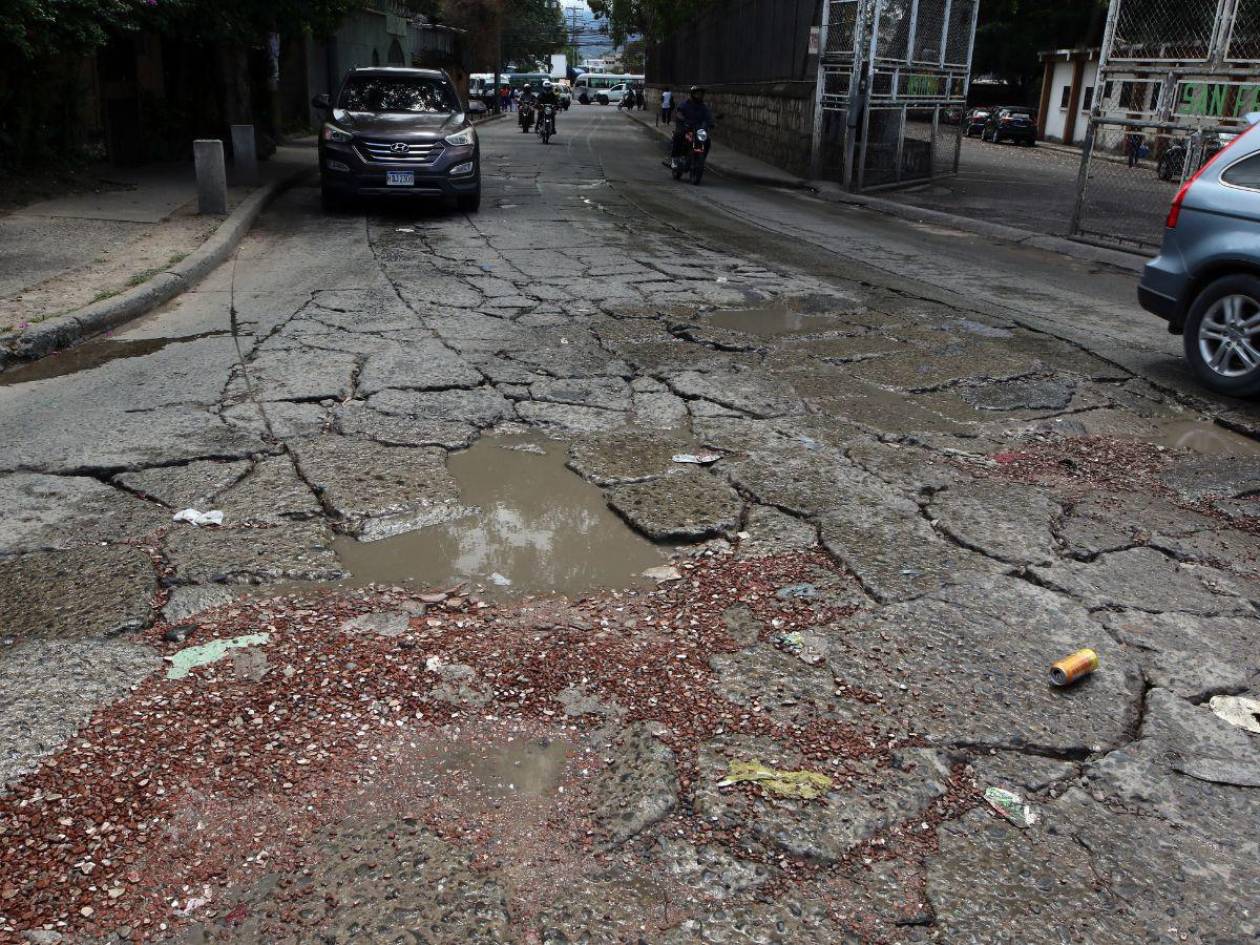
left=1199, top=294, right=1260, bottom=378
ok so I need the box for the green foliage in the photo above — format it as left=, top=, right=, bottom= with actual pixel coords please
left=1, top=0, right=369, bottom=60
left=439, top=0, right=567, bottom=70
left=586, top=0, right=715, bottom=43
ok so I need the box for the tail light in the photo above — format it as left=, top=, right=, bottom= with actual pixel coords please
left=1166, top=130, right=1248, bottom=228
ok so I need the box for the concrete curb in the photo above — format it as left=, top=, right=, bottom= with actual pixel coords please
left=620, top=111, right=1146, bottom=274
left=0, top=163, right=311, bottom=370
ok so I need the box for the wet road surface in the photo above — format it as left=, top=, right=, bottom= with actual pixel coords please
left=1, top=107, right=1259, bottom=945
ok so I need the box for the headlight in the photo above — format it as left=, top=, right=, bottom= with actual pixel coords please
left=697, top=129, right=709, bottom=142
left=450, top=161, right=475, bottom=176
left=322, top=123, right=352, bottom=143
left=444, top=127, right=476, bottom=147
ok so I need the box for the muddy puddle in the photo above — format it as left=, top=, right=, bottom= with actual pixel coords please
left=420, top=736, right=569, bottom=804
left=334, top=435, right=665, bottom=598
left=0, top=331, right=228, bottom=386
left=705, top=301, right=847, bottom=338
left=1127, top=418, right=1260, bottom=458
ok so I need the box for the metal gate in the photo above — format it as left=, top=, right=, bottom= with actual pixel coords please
left=1070, top=0, right=1260, bottom=249
left=811, top=0, right=979, bottom=191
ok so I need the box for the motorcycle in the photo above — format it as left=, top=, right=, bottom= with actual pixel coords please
left=518, top=101, right=535, bottom=133
left=670, top=125, right=710, bottom=185
left=538, top=104, right=556, bottom=145
left=1157, top=132, right=1229, bottom=182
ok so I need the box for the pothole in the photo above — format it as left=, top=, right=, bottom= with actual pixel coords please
left=332, top=434, right=667, bottom=597
left=704, top=301, right=849, bottom=337
left=1120, top=418, right=1260, bottom=458
left=0, top=331, right=229, bottom=385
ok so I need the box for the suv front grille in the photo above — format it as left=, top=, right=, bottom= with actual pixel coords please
left=355, top=140, right=442, bottom=165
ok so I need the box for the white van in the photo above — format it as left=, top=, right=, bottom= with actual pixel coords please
left=573, top=73, right=645, bottom=105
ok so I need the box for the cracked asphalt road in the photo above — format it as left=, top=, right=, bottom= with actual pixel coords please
left=2, top=108, right=1259, bottom=944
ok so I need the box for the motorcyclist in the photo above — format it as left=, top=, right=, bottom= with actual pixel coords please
left=518, top=84, right=537, bottom=132
left=536, top=80, right=560, bottom=135
left=672, top=86, right=713, bottom=160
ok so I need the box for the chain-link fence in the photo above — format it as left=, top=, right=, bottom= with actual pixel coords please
left=1069, top=0, right=1260, bottom=247
left=815, top=0, right=977, bottom=191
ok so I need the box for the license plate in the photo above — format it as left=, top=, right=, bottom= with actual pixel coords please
left=386, top=171, right=414, bottom=187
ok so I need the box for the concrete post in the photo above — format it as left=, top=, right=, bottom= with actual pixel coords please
left=194, top=139, right=228, bottom=215
left=230, top=124, right=259, bottom=185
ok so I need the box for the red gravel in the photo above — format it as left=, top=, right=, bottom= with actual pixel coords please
left=0, top=550, right=920, bottom=943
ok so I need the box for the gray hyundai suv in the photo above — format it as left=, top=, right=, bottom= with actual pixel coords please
left=1139, top=121, right=1260, bottom=396
left=314, top=67, right=480, bottom=212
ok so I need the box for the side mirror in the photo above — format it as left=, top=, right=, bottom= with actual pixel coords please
left=312, top=93, right=332, bottom=110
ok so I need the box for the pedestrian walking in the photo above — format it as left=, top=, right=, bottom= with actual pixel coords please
left=1125, top=130, right=1144, bottom=168
left=636, top=86, right=646, bottom=111
left=660, top=88, right=673, bottom=125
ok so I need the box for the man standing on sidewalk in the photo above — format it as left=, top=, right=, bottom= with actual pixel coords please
left=660, top=88, right=673, bottom=126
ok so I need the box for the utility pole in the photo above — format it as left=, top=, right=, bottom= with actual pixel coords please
left=494, top=4, right=504, bottom=113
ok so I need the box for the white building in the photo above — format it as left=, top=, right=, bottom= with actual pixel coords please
left=1036, top=48, right=1101, bottom=146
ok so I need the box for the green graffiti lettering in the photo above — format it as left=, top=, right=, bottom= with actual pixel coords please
left=1208, top=83, right=1228, bottom=116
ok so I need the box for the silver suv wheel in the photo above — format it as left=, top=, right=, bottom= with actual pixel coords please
left=1198, top=293, right=1260, bottom=378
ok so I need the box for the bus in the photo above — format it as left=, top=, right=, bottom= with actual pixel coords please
left=573, top=73, right=645, bottom=104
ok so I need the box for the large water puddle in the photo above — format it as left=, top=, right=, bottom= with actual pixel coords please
left=705, top=301, right=849, bottom=338
left=0, top=331, right=228, bottom=386
left=334, top=435, right=665, bottom=598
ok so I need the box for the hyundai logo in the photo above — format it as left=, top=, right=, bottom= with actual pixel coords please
left=390, top=142, right=409, bottom=154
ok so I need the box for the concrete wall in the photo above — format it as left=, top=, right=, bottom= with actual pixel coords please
left=1043, top=58, right=1100, bottom=145
left=646, top=82, right=816, bottom=177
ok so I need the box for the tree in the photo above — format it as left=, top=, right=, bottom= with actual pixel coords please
left=972, top=0, right=1108, bottom=99
left=586, top=0, right=715, bottom=43
left=437, top=0, right=567, bottom=71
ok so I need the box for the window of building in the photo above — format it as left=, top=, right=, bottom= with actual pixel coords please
left=1081, top=86, right=1094, bottom=110
left=1060, top=85, right=1072, bottom=108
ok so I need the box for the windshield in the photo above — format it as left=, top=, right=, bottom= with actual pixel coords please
left=338, top=76, right=458, bottom=114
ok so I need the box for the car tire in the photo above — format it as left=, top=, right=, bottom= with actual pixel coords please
left=1182, top=274, right=1260, bottom=397
left=457, top=189, right=481, bottom=214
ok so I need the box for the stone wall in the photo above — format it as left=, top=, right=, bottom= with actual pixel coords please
left=647, top=82, right=816, bottom=178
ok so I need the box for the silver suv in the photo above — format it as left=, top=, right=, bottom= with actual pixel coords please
left=1139, top=120, right=1260, bottom=396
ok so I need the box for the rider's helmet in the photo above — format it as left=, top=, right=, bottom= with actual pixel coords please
left=690, top=85, right=705, bottom=99
left=543, top=80, right=554, bottom=91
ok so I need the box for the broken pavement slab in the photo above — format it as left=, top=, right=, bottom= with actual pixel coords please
left=693, top=735, right=950, bottom=862
left=114, top=459, right=251, bottom=510
left=0, top=472, right=168, bottom=554
left=831, top=577, right=1143, bottom=753
left=585, top=722, right=679, bottom=847
left=818, top=511, right=1006, bottom=603
left=332, top=403, right=478, bottom=449
left=0, top=544, right=158, bottom=640
left=164, top=521, right=346, bottom=585
left=1029, top=547, right=1253, bottom=615
left=0, top=639, right=160, bottom=790
left=290, top=436, right=469, bottom=539
left=565, top=427, right=693, bottom=487
left=1102, top=610, right=1260, bottom=699
left=928, top=479, right=1061, bottom=567
left=356, top=341, right=484, bottom=395
left=606, top=468, right=743, bottom=541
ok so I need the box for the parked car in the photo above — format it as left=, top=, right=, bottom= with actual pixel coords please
left=964, top=108, right=991, bottom=137
left=1156, top=131, right=1236, bottom=182
left=982, top=107, right=1036, bottom=145
left=1138, top=119, right=1260, bottom=396
left=596, top=83, right=630, bottom=106
left=314, top=67, right=481, bottom=213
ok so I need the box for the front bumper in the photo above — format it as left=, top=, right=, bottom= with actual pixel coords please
left=319, top=140, right=479, bottom=197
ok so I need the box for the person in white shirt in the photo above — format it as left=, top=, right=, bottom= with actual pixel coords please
left=660, top=88, right=673, bottom=126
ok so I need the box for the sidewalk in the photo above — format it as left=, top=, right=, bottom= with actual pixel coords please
left=621, top=109, right=1145, bottom=273
left=0, top=142, right=314, bottom=355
